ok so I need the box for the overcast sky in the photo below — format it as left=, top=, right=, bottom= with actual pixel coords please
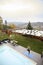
left=0, top=0, right=43, bottom=23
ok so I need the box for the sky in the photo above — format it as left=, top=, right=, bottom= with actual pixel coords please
left=0, top=0, right=43, bottom=23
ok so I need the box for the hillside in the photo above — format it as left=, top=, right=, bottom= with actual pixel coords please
left=7, top=22, right=43, bottom=30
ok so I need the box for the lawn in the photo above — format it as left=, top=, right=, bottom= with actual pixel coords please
left=11, top=33, right=43, bottom=54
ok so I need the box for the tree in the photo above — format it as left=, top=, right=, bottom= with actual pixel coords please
left=9, top=24, right=16, bottom=29
left=5, top=20, right=7, bottom=25
left=0, top=16, right=3, bottom=30
left=5, top=20, right=8, bottom=30
left=27, top=21, right=33, bottom=30
left=3, top=20, right=8, bottom=30
left=26, top=21, right=33, bottom=34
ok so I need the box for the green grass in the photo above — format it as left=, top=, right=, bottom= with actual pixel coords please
left=11, top=33, right=43, bottom=54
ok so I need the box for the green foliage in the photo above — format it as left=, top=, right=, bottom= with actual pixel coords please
left=2, top=24, right=12, bottom=30
left=2, top=20, right=11, bottom=30
left=0, top=22, right=2, bottom=29
left=0, top=16, right=3, bottom=30
left=27, top=21, right=33, bottom=30
left=3, top=20, right=8, bottom=30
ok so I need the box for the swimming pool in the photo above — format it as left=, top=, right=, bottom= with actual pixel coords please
left=0, top=45, right=37, bottom=65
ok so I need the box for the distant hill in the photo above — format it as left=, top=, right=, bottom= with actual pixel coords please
left=31, top=22, right=43, bottom=27
left=7, top=22, right=26, bottom=26
left=7, top=22, right=43, bottom=30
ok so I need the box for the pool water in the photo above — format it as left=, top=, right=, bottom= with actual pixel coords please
left=0, top=45, right=37, bottom=65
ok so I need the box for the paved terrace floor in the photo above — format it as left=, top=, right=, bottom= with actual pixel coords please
left=2, top=43, right=43, bottom=65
